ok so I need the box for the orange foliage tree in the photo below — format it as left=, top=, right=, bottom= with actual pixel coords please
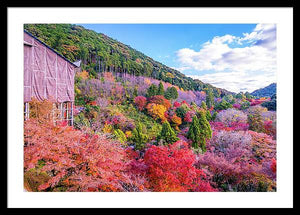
left=148, top=95, right=171, bottom=110
left=146, top=103, right=167, bottom=122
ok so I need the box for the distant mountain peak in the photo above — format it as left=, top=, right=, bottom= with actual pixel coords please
left=251, top=83, right=276, bottom=98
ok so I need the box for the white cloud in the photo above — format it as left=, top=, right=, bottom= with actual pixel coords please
left=176, top=24, right=277, bottom=92
left=188, top=70, right=276, bottom=93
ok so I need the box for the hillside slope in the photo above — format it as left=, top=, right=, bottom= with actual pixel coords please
left=251, top=83, right=276, bottom=98
left=24, top=24, right=232, bottom=97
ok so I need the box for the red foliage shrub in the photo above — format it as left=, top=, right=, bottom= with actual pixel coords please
left=24, top=116, right=147, bottom=192
left=134, top=96, right=147, bottom=111
left=144, top=140, right=216, bottom=192
left=264, top=120, right=276, bottom=138
left=173, top=101, right=181, bottom=108
left=271, top=158, right=276, bottom=174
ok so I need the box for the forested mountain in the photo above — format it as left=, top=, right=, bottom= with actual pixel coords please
left=251, top=83, right=276, bottom=98
left=24, top=24, right=232, bottom=97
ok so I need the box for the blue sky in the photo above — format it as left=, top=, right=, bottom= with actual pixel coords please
left=78, top=24, right=276, bottom=93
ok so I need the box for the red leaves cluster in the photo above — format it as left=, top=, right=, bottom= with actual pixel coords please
left=270, top=158, right=276, bottom=174
left=134, top=96, right=147, bottom=111
left=263, top=120, right=276, bottom=138
left=24, top=117, right=147, bottom=192
left=144, top=140, right=216, bottom=192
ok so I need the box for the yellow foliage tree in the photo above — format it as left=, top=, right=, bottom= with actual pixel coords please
left=146, top=103, right=167, bottom=122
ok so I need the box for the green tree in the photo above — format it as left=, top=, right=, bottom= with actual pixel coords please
left=211, top=111, right=217, bottom=121
left=205, top=110, right=212, bottom=121
left=224, top=94, right=235, bottom=104
left=164, top=87, right=178, bottom=100
left=157, top=82, right=165, bottom=96
left=201, top=101, right=207, bottom=110
left=215, top=99, right=232, bottom=110
left=157, top=121, right=179, bottom=145
left=147, top=84, right=158, bottom=98
left=131, top=122, right=149, bottom=150
left=236, top=92, right=246, bottom=100
left=175, top=103, right=190, bottom=119
left=187, top=112, right=212, bottom=152
left=261, top=94, right=276, bottom=111
left=206, top=89, right=214, bottom=109
left=187, top=116, right=202, bottom=149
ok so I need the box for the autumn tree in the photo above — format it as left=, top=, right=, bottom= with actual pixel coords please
left=146, top=103, right=168, bottom=122
left=144, top=141, right=216, bottom=192
left=248, top=111, right=265, bottom=133
left=134, top=96, right=147, bottom=111
left=148, top=95, right=171, bottom=110
left=170, top=114, right=182, bottom=131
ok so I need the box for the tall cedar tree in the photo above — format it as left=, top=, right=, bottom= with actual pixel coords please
left=147, top=84, right=158, bottom=98
left=157, top=121, right=179, bottom=145
left=187, top=112, right=212, bottom=152
left=198, top=110, right=212, bottom=151
left=157, top=82, right=165, bottom=96
left=187, top=116, right=202, bottom=149
left=206, top=89, right=214, bottom=109
left=201, top=101, right=211, bottom=121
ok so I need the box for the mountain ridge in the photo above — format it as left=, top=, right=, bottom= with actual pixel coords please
left=250, top=83, right=276, bottom=98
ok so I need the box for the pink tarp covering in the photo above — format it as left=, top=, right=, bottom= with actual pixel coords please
left=24, top=32, right=76, bottom=103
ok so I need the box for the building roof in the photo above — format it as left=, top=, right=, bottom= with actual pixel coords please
left=24, top=30, right=79, bottom=68
left=73, top=60, right=81, bottom=67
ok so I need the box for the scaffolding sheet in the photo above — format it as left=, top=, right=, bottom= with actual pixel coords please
left=24, top=32, right=76, bottom=103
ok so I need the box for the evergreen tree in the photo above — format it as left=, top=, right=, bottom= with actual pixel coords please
left=164, top=86, right=178, bottom=100
left=157, top=121, right=179, bottom=145
left=201, top=101, right=207, bottom=110
left=131, top=122, right=148, bottom=150
left=206, top=89, right=214, bottom=109
left=198, top=111, right=212, bottom=150
left=157, top=82, right=165, bottom=96
left=187, top=116, right=202, bottom=149
left=211, top=111, right=217, bottom=121
left=187, top=112, right=212, bottom=152
left=146, top=84, right=158, bottom=98
left=205, top=110, right=212, bottom=121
